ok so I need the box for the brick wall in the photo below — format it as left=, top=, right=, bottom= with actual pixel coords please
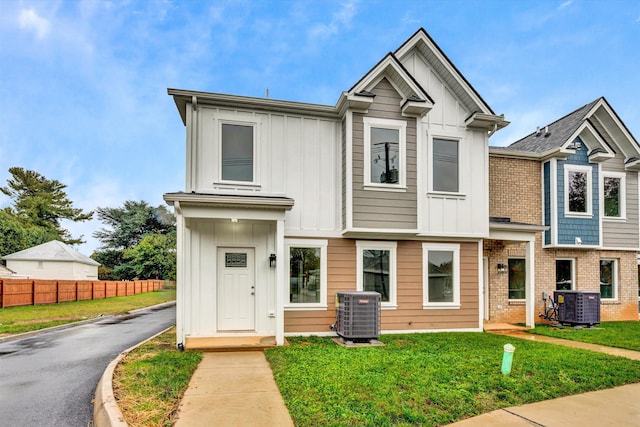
left=489, top=156, right=541, bottom=224
left=487, top=155, right=638, bottom=323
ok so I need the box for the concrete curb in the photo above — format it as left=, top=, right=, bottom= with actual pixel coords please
left=93, top=325, right=175, bottom=427
left=0, top=301, right=176, bottom=344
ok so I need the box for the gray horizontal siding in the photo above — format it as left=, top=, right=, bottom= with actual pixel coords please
left=352, top=78, right=417, bottom=230
left=601, top=155, right=639, bottom=248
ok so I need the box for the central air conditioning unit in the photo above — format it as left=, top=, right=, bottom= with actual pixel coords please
left=554, top=290, right=601, bottom=326
left=333, top=291, right=381, bottom=343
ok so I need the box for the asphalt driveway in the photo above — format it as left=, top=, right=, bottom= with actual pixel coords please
left=0, top=303, right=175, bottom=427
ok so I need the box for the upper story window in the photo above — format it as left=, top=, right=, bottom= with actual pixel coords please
left=356, top=241, right=397, bottom=308
left=432, top=138, right=459, bottom=193
left=564, top=165, right=592, bottom=216
left=363, top=117, right=406, bottom=190
left=220, top=123, right=255, bottom=183
left=603, top=173, right=625, bottom=219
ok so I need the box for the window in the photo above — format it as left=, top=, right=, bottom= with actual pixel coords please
left=508, top=258, right=526, bottom=300
left=356, top=241, right=397, bottom=308
left=285, top=239, right=328, bottom=309
left=600, top=259, right=617, bottom=299
left=432, top=138, right=459, bottom=193
left=221, top=123, right=254, bottom=183
left=37, top=261, right=44, bottom=269
left=422, top=243, right=460, bottom=309
left=564, top=165, right=592, bottom=215
left=555, top=259, right=574, bottom=290
left=603, top=173, right=625, bottom=218
left=363, top=117, right=406, bottom=189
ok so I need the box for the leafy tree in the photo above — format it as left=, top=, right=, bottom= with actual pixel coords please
left=93, top=201, right=175, bottom=250
left=0, top=167, right=92, bottom=244
left=91, top=249, right=126, bottom=281
left=92, top=200, right=176, bottom=280
left=125, top=233, right=177, bottom=280
left=0, top=210, right=26, bottom=256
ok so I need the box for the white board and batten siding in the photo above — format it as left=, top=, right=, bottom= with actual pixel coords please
left=190, top=106, right=342, bottom=236
left=401, top=51, right=490, bottom=238
left=181, top=219, right=277, bottom=337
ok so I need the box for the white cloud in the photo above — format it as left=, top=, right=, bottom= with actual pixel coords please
left=309, top=0, right=359, bottom=39
left=18, top=8, right=51, bottom=39
left=559, top=0, right=573, bottom=10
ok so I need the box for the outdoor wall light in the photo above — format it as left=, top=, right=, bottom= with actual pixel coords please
left=497, top=263, right=507, bottom=273
left=230, top=218, right=238, bottom=223
left=269, top=253, right=276, bottom=268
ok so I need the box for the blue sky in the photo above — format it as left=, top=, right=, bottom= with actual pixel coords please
left=1, top=0, right=639, bottom=255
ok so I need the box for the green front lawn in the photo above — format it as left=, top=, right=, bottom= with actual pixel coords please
left=265, top=334, right=640, bottom=426
left=0, top=288, right=176, bottom=336
left=528, top=321, right=640, bottom=351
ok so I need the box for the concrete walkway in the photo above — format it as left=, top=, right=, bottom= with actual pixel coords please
left=172, top=352, right=294, bottom=427
left=447, top=382, right=640, bottom=426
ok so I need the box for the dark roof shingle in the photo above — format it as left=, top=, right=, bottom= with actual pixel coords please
left=505, top=98, right=602, bottom=153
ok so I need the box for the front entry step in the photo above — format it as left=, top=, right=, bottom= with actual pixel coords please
left=483, top=322, right=529, bottom=332
left=185, top=336, right=281, bottom=352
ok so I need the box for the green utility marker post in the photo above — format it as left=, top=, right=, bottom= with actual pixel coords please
left=501, top=343, right=515, bottom=375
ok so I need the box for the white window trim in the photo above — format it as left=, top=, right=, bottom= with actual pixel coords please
left=507, top=257, right=527, bottom=302
left=600, top=258, right=618, bottom=300
left=217, top=119, right=259, bottom=185
left=564, top=164, right=592, bottom=217
left=422, top=242, right=460, bottom=309
left=555, top=258, right=575, bottom=290
left=356, top=240, right=397, bottom=309
left=284, top=239, right=328, bottom=310
left=428, top=136, right=463, bottom=195
left=363, top=117, right=406, bottom=191
left=601, top=172, right=626, bottom=220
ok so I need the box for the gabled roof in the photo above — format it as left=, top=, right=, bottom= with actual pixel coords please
left=347, top=52, right=434, bottom=104
left=338, top=52, right=434, bottom=117
left=507, top=99, right=600, bottom=153
left=504, top=97, right=640, bottom=164
left=2, top=240, right=100, bottom=266
left=394, top=28, right=495, bottom=116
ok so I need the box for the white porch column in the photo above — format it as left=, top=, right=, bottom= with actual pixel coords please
left=525, top=238, right=535, bottom=328
left=174, top=202, right=185, bottom=346
left=275, top=219, right=285, bottom=345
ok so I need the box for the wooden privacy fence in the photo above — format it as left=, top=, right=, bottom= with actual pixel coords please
left=0, top=279, right=165, bottom=308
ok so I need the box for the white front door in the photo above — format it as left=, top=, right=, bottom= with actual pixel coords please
left=217, top=248, right=255, bottom=331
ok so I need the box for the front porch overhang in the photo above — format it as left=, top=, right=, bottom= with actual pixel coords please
left=164, top=191, right=294, bottom=220
left=165, top=192, right=294, bottom=346
left=489, top=220, right=547, bottom=244
left=488, top=220, right=547, bottom=329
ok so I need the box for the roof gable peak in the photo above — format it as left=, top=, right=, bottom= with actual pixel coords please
left=394, top=27, right=495, bottom=116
